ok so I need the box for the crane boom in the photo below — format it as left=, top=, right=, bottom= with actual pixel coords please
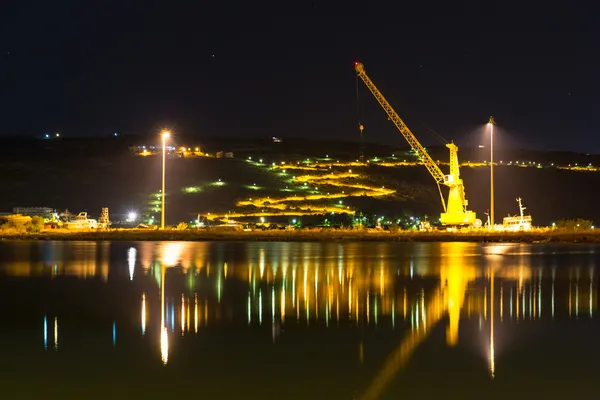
left=355, top=62, right=479, bottom=227
left=355, top=62, right=446, bottom=184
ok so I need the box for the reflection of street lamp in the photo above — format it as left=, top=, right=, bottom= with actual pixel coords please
left=487, top=117, right=496, bottom=229
left=161, top=131, right=170, bottom=229
left=489, top=267, right=495, bottom=378
left=160, top=264, right=168, bottom=365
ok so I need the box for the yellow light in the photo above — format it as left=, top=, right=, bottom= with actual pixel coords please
left=162, top=131, right=170, bottom=138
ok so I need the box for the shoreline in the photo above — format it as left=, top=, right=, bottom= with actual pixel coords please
left=1, top=229, right=600, bottom=243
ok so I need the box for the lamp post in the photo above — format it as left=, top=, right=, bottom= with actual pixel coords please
left=488, top=117, right=496, bottom=229
left=161, top=131, right=170, bottom=229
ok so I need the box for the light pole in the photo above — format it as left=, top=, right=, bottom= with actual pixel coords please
left=161, top=131, right=170, bottom=229
left=488, top=117, right=496, bottom=229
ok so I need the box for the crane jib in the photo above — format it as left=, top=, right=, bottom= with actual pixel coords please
left=355, top=62, right=478, bottom=227
left=355, top=67, right=445, bottom=184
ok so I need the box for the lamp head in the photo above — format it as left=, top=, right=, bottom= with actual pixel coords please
left=487, top=116, right=495, bottom=125
left=161, top=131, right=170, bottom=139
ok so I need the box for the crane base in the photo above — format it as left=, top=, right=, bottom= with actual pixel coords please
left=440, top=211, right=478, bottom=227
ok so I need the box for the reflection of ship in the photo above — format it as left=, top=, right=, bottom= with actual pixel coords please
left=501, top=198, right=532, bottom=231
left=64, top=212, right=98, bottom=229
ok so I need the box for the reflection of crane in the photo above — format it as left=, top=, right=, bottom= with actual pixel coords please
left=356, top=244, right=478, bottom=400
left=355, top=62, right=481, bottom=228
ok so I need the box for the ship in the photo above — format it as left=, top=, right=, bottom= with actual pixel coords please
left=64, top=212, right=98, bottom=229
left=501, top=198, right=532, bottom=231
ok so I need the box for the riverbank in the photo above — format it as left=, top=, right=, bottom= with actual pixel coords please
left=1, top=229, right=600, bottom=243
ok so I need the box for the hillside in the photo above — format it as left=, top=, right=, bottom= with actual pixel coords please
left=1, top=135, right=599, bottom=226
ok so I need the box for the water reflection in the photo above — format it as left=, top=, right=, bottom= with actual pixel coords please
left=0, top=242, right=110, bottom=280
left=128, top=247, right=136, bottom=280
left=1, top=241, right=599, bottom=397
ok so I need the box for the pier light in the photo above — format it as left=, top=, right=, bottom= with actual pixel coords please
left=161, top=131, right=170, bottom=229
left=488, top=116, right=496, bottom=229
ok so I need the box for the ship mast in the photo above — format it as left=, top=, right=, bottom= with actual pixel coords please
left=517, top=198, right=526, bottom=224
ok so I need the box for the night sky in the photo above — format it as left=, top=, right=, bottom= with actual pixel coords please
left=2, top=1, right=599, bottom=152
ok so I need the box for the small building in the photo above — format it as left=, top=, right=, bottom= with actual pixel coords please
left=13, top=207, right=55, bottom=216
left=12, top=207, right=58, bottom=222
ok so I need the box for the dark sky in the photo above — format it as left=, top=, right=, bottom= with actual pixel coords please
left=2, top=1, right=599, bottom=152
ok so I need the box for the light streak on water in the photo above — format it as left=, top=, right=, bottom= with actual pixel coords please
left=391, top=298, right=395, bottom=329
left=195, top=293, right=198, bottom=333
left=415, top=301, right=419, bottom=331
left=374, top=297, right=378, bottom=326
left=421, top=289, right=426, bottom=332
left=403, top=288, right=407, bottom=319
left=112, top=321, right=116, bottom=347
left=367, top=291, right=370, bottom=324
left=181, top=294, right=185, bottom=335
left=303, top=267, right=308, bottom=302
left=538, top=277, right=542, bottom=319
left=590, top=275, right=594, bottom=319
left=247, top=292, right=251, bottom=324
left=292, top=267, right=296, bottom=305
left=490, top=271, right=495, bottom=378
left=141, top=293, right=146, bottom=336
left=171, top=304, right=175, bottom=332
left=576, top=280, right=579, bottom=319
left=43, top=315, right=47, bottom=349
left=281, top=286, right=286, bottom=323
left=161, top=327, right=168, bottom=365
left=259, top=289, right=262, bottom=325
left=217, top=271, right=222, bottom=303
left=522, top=287, right=525, bottom=318
left=552, top=281, right=555, bottom=319
left=529, top=284, right=533, bottom=320
left=128, top=247, right=136, bottom=280
left=500, top=285, right=503, bottom=322
left=259, top=249, right=265, bottom=278
left=510, top=288, right=513, bottom=320
left=380, top=267, right=384, bottom=296
left=54, top=317, right=58, bottom=350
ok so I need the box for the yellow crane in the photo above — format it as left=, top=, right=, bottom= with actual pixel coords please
left=355, top=62, right=480, bottom=228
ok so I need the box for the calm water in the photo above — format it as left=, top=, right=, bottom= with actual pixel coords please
left=0, top=241, right=598, bottom=399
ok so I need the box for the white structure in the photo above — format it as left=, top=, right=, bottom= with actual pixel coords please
left=502, top=198, right=532, bottom=231
left=64, top=212, right=98, bottom=229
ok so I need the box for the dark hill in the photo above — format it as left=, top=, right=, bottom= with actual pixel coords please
left=0, top=136, right=597, bottom=225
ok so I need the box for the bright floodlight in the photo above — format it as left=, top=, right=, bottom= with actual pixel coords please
left=162, top=130, right=170, bottom=138
left=127, top=211, right=138, bottom=222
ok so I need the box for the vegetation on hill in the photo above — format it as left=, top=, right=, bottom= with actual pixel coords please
left=0, top=136, right=599, bottom=227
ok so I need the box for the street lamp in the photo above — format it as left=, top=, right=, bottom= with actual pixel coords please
left=161, top=131, right=170, bottom=229
left=487, top=117, right=496, bottom=229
